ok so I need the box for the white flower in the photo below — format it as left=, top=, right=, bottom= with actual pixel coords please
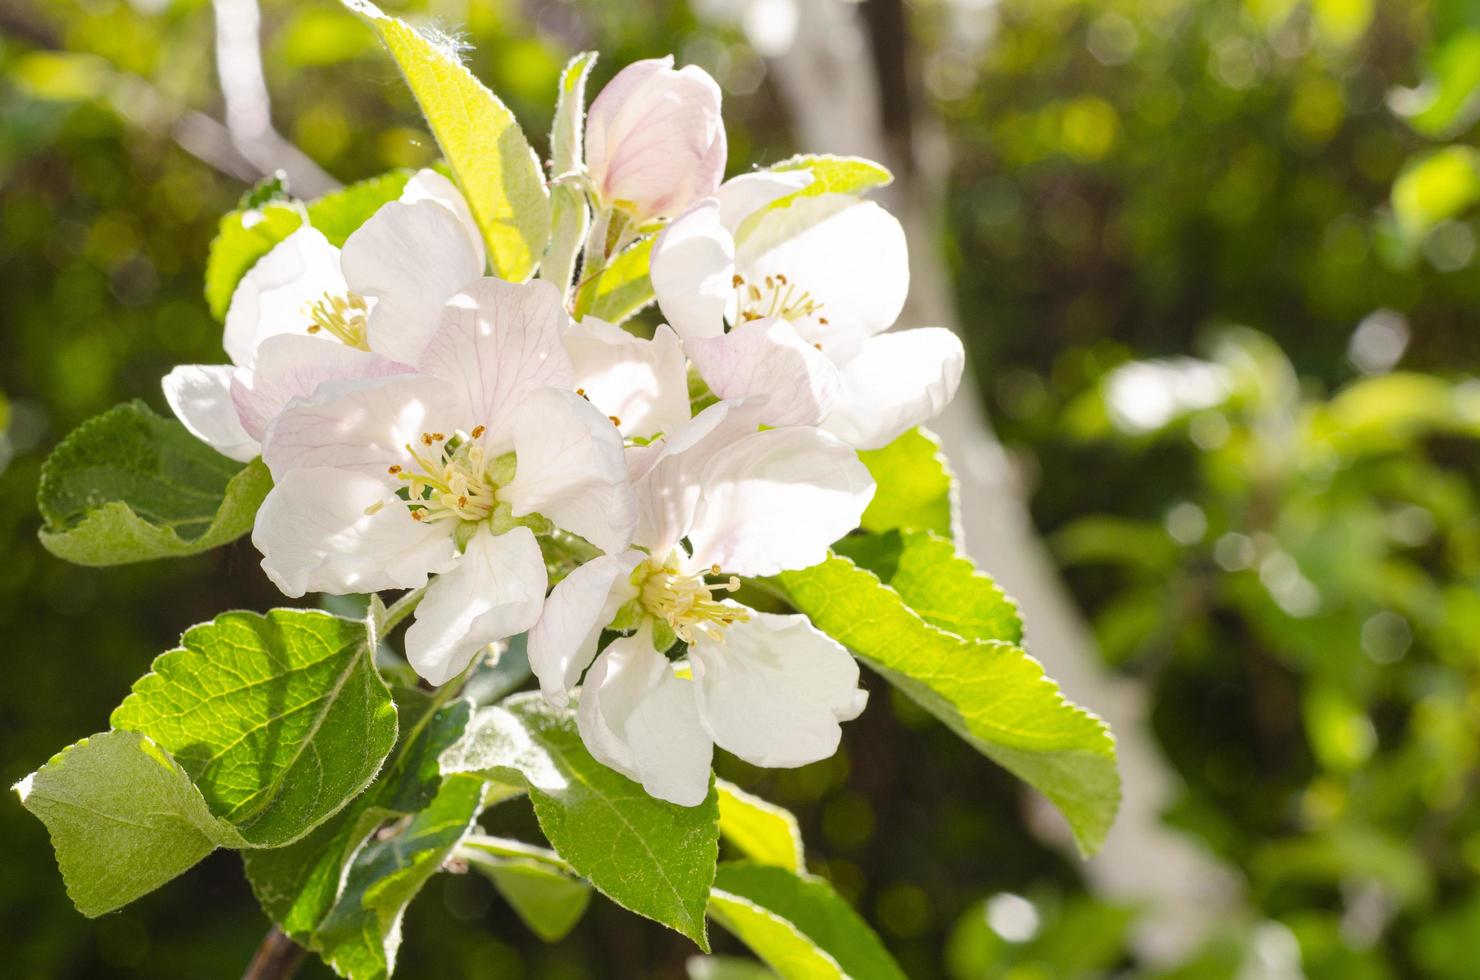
left=163, top=170, right=485, bottom=461
left=584, top=56, right=727, bottom=222
left=649, top=173, right=966, bottom=449
left=528, top=400, right=873, bottom=805
left=562, top=318, right=690, bottom=442
left=253, top=277, right=636, bottom=686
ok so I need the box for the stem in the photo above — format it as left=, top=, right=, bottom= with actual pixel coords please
left=379, top=586, right=426, bottom=635
left=241, top=926, right=305, bottom=980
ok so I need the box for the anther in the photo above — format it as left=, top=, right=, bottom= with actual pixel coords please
left=363, top=500, right=385, bottom=516
left=710, top=564, right=721, bottom=576
left=470, top=425, right=485, bottom=438
left=732, top=274, right=744, bottom=287
left=814, top=343, right=823, bottom=350
left=421, top=433, right=434, bottom=446
left=576, top=388, right=587, bottom=398
left=608, top=415, right=622, bottom=427
left=307, top=324, right=322, bottom=334
left=387, top=464, right=402, bottom=474
left=818, top=317, right=829, bottom=325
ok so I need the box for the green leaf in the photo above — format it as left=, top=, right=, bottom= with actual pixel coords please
left=13, top=731, right=247, bottom=917
left=112, top=607, right=397, bottom=847
left=441, top=693, right=719, bottom=949
left=708, top=862, right=906, bottom=980
left=762, top=154, right=893, bottom=211
left=307, top=170, right=413, bottom=247
left=345, top=0, right=550, bottom=281
left=717, top=780, right=804, bottom=872
left=857, top=427, right=957, bottom=539
left=573, top=235, right=656, bottom=323
left=205, top=204, right=302, bottom=320
left=314, top=774, right=486, bottom=980
left=777, top=554, right=1119, bottom=854
left=462, top=837, right=593, bottom=942
left=1392, top=145, right=1480, bottom=247
left=889, top=531, right=1023, bottom=645
left=37, top=400, right=272, bottom=566
left=540, top=52, right=597, bottom=294
left=689, top=957, right=780, bottom=980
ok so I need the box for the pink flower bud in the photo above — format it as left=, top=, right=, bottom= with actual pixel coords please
left=585, top=57, right=726, bottom=222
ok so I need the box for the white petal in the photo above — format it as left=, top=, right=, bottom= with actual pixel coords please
left=252, top=466, right=458, bottom=598
left=261, top=374, right=457, bottom=482
left=223, top=226, right=346, bottom=369
left=418, top=278, right=575, bottom=451
left=686, top=426, right=874, bottom=576
left=341, top=199, right=485, bottom=364
left=565, top=319, right=689, bottom=441
left=404, top=525, right=547, bottom=687
left=736, top=196, right=908, bottom=344
left=398, top=168, right=486, bottom=273
left=528, top=551, right=644, bottom=707
left=230, top=333, right=412, bottom=441
left=690, top=611, right=866, bottom=769
left=822, top=328, right=965, bottom=450
left=162, top=365, right=259, bottom=462
left=686, top=316, right=842, bottom=427
left=577, top=628, right=714, bottom=806
left=650, top=198, right=733, bottom=341
left=715, top=171, right=813, bottom=233
left=501, top=388, right=637, bottom=555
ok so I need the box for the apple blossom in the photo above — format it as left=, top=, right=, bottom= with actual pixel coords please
left=650, top=174, right=966, bottom=449
left=528, top=399, right=873, bottom=805
left=253, top=277, right=636, bottom=686
left=584, top=56, right=726, bottom=223
left=163, top=169, right=485, bottom=462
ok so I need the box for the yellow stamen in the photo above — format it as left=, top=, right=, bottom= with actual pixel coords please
left=304, top=292, right=371, bottom=350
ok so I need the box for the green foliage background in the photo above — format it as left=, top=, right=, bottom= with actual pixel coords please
left=3, top=0, right=1479, bottom=976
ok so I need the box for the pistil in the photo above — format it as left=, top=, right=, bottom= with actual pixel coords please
left=639, top=554, right=749, bottom=645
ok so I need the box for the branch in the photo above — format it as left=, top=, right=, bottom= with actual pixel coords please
left=241, top=926, right=305, bottom=980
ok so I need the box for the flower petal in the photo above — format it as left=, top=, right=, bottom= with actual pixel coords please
left=398, top=168, right=486, bottom=273
left=715, top=171, right=813, bottom=232
left=822, top=327, right=965, bottom=450
left=650, top=198, right=734, bottom=340
left=341, top=199, right=485, bottom=364
left=223, top=226, right=346, bottom=369
left=162, top=364, right=259, bottom=462
left=578, top=628, right=714, bottom=806
left=230, top=333, right=412, bottom=441
left=404, top=525, right=547, bottom=686
left=685, top=426, right=874, bottom=576
left=261, top=373, right=457, bottom=482
left=501, top=388, right=637, bottom=555
left=252, top=466, right=458, bottom=598
left=690, top=611, right=866, bottom=769
left=418, top=277, right=575, bottom=451
left=565, top=319, right=689, bottom=441
left=528, top=550, right=644, bottom=707
left=686, top=316, right=842, bottom=427
left=737, top=196, right=908, bottom=344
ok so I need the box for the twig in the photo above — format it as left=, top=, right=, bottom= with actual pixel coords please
left=241, top=926, right=305, bottom=980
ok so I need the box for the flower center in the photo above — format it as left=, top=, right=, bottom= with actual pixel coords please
left=732, top=272, right=828, bottom=326
left=638, top=553, right=749, bottom=645
left=386, top=426, right=504, bottom=525
left=304, top=291, right=371, bottom=350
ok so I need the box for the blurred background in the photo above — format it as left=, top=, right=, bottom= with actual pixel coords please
left=4, top=0, right=1480, bottom=976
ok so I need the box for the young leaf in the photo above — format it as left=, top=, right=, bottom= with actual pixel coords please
left=777, top=554, right=1119, bottom=854
left=37, top=400, right=272, bottom=566
left=307, top=169, right=414, bottom=247
left=345, top=0, right=550, bottom=281
left=688, top=957, right=780, bottom=980
left=708, top=862, right=906, bottom=980
left=572, top=235, right=656, bottom=323
left=461, top=838, right=593, bottom=943
left=13, top=731, right=247, bottom=917
left=541, top=52, right=597, bottom=295
left=857, top=427, right=958, bottom=539
left=889, top=531, right=1023, bottom=645
left=205, top=204, right=302, bottom=320
left=717, top=781, right=805, bottom=873
left=759, top=154, right=893, bottom=212
left=111, top=608, right=397, bottom=847
left=441, top=693, right=720, bottom=949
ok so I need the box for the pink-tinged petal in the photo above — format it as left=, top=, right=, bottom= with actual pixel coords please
left=577, top=627, right=714, bottom=806
left=261, top=374, right=457, bottom=482
left=585, top=57, right=726, bottom=221
left=685, top=426, right=874, bottom=576
left=418, top=278, right=575, bottom=452
left=690, top=611, right=867, bottom=769
left=501, top=388, right=637, bottom=555
left=528, top=550, right=644, bottom=707
left=405, top=525, right=547, bottom=687
left=223, top=226, right=346, bottom=369
left=162, top=364, right=259, bottom=462
left=341, top=199, right=485, bottom=365
left=737, top=196, right=908, bottom=344
left=650, top=198, right=734, bottom=340
left=565, top=319, right=689, bottom=441
left=715, top=171, right=813, bottom=233
left=687, top=316, right=842, bottom=427
left=252, top=466, right=458, bottom=598
left=230, top=334, right=412, bottom=441
left=398, top=168, right=486, bottom=273
left=822, top=327, right=965, bottom=450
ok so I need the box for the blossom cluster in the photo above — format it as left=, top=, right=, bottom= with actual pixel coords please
left=165, top=57, right=964, bottom=805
